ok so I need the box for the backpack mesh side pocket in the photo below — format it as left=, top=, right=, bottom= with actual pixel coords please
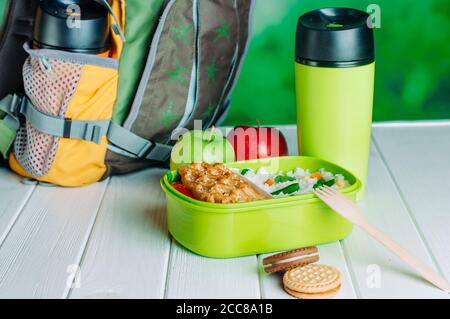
left=14, top=55, right=83, bottom=177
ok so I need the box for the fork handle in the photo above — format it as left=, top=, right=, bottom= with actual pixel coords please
left=360, top=221, right=450, bottom=293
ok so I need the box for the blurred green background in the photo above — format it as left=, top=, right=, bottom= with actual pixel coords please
left=0, top=1, right=5, bottom=22
left=225, top=0, right=450, bottom=125
left=1, top=0, right=448, bottom=125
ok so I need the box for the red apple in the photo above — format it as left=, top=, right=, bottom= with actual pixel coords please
left=227, top=125, right=289, bottom=161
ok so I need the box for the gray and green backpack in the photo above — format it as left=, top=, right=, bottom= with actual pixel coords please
left=0, top=0, right=254, bottom=186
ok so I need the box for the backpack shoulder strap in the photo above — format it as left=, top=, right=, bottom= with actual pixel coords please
left=107, top=123, right=172, bottom=161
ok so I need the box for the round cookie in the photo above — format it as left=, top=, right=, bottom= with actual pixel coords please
left=283, top=264, right=341, bottom=299
left=284, top=285, right=341, bottom=299
left=263, top=247, right=319, bottom=274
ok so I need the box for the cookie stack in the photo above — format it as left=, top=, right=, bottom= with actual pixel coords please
left=263, top=247, right=342, bottom=299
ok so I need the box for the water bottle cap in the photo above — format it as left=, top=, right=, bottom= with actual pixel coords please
left=33, top=1, right=111, bottom=54
left=296, top=8, right=375, bottom=68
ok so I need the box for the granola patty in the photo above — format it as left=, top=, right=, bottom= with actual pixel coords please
left=178, top=163, right=265, bottom=204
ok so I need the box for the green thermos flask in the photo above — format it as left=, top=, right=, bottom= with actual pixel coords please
left=295, top=8, right=375, bottom=199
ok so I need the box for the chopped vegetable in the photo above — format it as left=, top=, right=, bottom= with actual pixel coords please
left=311, top=172, right=323, bottom=180
left=325, top=179, right=336, bottom=187
left=166, top=171, right=181, bottom=183
left=265, top=178, right=275, bottom=186
left=336, top=180, right=346, bottom=188
left=313, top=179, right=335, bottom=190
left=274, top=175, right=296, bottom=183
left=271, top=183, right=300, bottom=196
left=166, top=171, right=173, bottom=183
left=172, top=182, right=196, bottom=199
left=241, top=168, right=251, bottom=175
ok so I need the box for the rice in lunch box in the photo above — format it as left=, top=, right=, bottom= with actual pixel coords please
left=233, top=167, right=350, bottom=198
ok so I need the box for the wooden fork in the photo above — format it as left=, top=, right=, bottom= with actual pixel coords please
left=315, top=185, right=450, bottom=293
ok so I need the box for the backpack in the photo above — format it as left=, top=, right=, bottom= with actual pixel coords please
left=0, top=0, right=38, bottom=158
left=0, top=0, right=255, bottom=186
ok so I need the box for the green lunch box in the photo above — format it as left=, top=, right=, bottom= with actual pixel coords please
left=160, top=156, right=361, bottom=258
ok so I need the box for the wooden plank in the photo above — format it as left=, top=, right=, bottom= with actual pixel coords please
left=69, top=169, right=171, bottom=299
left=165, top=240, right=260, bottom=299
left=0, top=169, right=35, bottom=245
left=340, top=142, right=449, bottom=298
left=372, top=125, right=450, bottom=289
left=259, top=243, right=357, bottom=299
left=373, top=120, right=450, bottom=128
left=0, top=180, right=108, bottom=298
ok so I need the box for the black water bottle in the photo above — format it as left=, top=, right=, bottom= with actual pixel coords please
left=33, top=0, right=120, bottom=54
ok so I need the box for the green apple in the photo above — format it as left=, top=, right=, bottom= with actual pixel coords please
left=170, top=129, right=235, bottom=171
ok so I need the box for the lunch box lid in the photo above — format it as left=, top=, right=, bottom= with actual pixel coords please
left=161, top=156, right=362, bottom=213
left=296, top=8, right=375, bottom=68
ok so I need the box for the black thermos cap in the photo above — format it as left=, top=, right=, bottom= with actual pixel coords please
left=33, top=0, right=111, bottom=54
left=296, top=8, right=375, bottom=68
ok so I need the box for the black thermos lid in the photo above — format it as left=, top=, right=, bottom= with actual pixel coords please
left=33, top=0, right=111, bottom=54
left=296, top=8, right=375, bottom=68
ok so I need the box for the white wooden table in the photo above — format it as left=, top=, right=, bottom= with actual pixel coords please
left=0, top=122, right=449, bottom=299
